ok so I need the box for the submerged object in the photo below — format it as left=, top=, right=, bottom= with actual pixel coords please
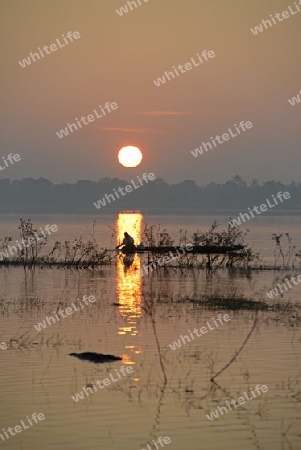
left=136, top=243, right=145, bottom=252
left=69, top=352, right=122, bottom=364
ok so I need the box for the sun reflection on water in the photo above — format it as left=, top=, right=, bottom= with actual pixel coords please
left=116, top=212, right=143, bottom=366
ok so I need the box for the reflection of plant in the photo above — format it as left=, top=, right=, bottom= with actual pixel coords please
left=142, top=293, right=167, bottom=385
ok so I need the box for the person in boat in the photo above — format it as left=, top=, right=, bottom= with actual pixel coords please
left=116, top=232, right=135, bottom=253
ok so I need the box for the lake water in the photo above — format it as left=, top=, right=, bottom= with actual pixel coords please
left=0, top=213, right=301, bottom=450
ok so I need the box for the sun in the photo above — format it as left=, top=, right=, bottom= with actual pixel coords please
left=118, top=146, right=142, bottom=168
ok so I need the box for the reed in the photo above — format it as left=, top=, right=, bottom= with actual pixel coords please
left=1, top=219, right=301, bottom=272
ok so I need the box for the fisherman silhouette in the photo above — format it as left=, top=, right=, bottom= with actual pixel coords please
left=116, top=232, right=135, bottom=254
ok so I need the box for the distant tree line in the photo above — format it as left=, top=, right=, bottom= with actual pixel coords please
left=0, top=175, right=299, bottom=213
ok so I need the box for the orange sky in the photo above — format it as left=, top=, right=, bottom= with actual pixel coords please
left=0, top=0, right=300, bottom=184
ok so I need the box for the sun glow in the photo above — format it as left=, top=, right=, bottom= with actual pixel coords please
left=118, top=146, right=142, bottom=168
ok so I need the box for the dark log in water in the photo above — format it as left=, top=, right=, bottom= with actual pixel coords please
left=69, top=352, right=122, bottom=364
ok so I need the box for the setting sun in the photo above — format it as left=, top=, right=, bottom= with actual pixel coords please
left=118, top=146, right=142, bottom=168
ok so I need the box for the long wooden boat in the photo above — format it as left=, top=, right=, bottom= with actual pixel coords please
left=120, top=244, right=245, bottom=255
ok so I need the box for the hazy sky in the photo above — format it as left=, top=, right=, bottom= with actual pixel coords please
left=0, top=0, right=300, bottom=184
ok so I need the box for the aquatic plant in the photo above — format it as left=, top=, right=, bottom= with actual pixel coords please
left=142, top=221, right=257, bottom=273
left=191, top=221, right=258, bottom=272
left=189, top=289, right=269, bottom=311
left=0, top=219, right=113, bottom=268
left=143, top=224, right=174, bottom=247
left=272, top=232, right=301, bottom=270
left=18, top=219, right=48, bottom=266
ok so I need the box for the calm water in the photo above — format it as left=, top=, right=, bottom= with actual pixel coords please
left=0, top=213, right=301, bottom=450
